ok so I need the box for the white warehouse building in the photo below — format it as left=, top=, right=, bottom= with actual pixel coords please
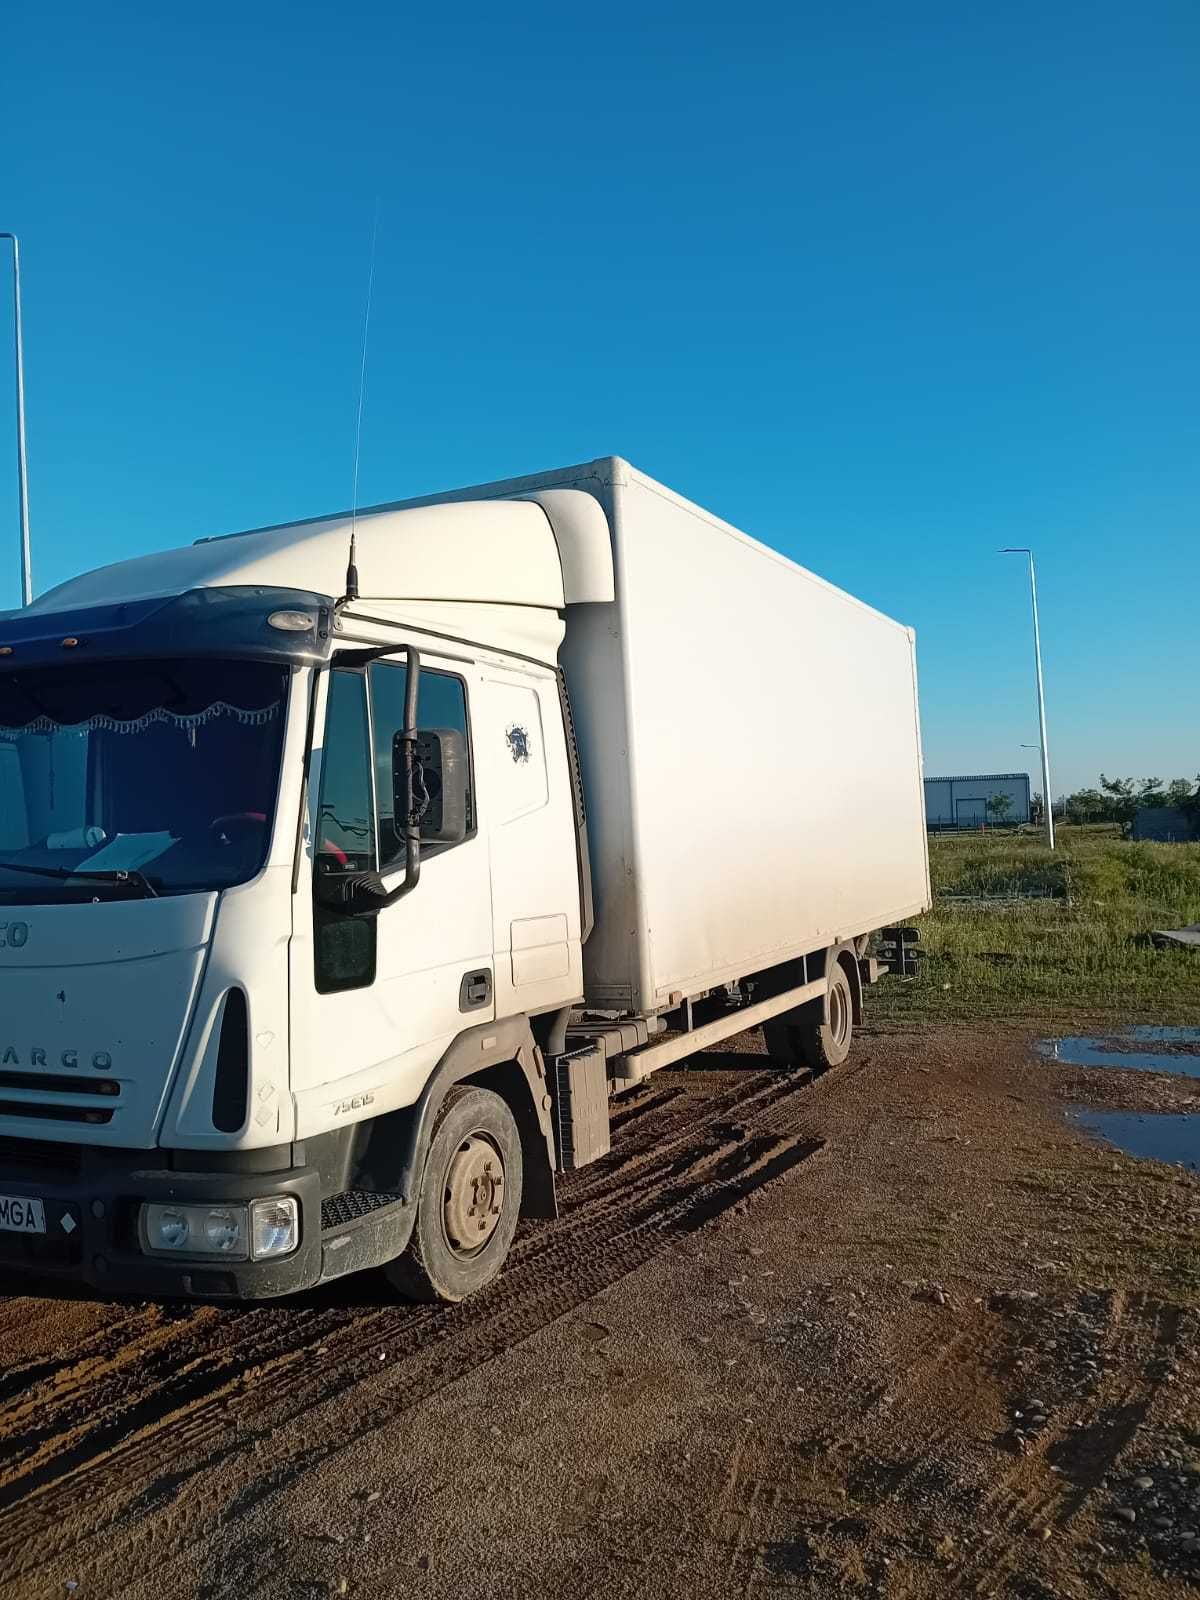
left=924, top=773, right=1031, bottom=830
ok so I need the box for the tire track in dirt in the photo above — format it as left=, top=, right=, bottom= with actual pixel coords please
left=706, top=1310, right=1019, bottom=1599
left=943, top=1289, right=1186, bottom=1596
left=0, top=1305, right=229, bottom=1486
left=571, top=1061, right=983, bottom=1600
left=8, top=1134, right=825, bottom=1595
left=5, top=1121, right=816, bottom=1536
left=690, top=1072, right=1034, bottom=1598
left=699, top=1288, right=1182, bottom=1600
left=0, top=1302, right=174, bottom=1406
left=0, top=1069, right=788, bottom=1517
left=0, top=1060, right=841, bottom=1598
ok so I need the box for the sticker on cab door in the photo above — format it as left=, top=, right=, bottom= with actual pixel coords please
left=505, top=725, right=531, bottom=764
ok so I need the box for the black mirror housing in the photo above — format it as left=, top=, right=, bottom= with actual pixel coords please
left=394, top=727, right=469, bottom=846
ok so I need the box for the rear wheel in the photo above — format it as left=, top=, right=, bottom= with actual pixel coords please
left=385, top=1085, right=523, bottom=1303
left=798, top=960, right=854, bottom=1069
left=762, top=960, right=855, bottom=1072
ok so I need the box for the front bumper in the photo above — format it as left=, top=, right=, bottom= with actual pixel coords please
left=0, top=1140, right=414, bottom=1300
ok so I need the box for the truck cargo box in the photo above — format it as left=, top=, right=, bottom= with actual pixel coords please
left=391, top=458, right=931, bottom=1014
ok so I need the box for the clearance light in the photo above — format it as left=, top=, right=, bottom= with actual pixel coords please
left=267, top=610, right=315, bottom=633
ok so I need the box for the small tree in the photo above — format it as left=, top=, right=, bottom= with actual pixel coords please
left=1099, top=775, right=1158, bottom=833
left=987, top=792, right=1014, bottom=826
left=1063, top=787, right=1110, bottom=824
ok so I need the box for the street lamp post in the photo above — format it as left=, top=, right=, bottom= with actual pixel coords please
left=1002, top=548, right=1054, bottom=850
left=0, top=233, right=31, bottom=606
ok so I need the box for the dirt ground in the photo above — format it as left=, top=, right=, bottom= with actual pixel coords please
left=2, top=1021, right=1200, bottom=1600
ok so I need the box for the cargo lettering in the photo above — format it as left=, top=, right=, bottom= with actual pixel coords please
left=0, top=1046, right=114, bottom=1069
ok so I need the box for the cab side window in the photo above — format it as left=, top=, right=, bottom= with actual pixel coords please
left=314, top=670, right=376, bottom=873
left=311, top=659, right=473, bottom=993
left=313, top=670, right=376, bottom=993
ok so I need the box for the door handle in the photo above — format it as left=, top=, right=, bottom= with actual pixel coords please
left=459, top=969, right=493, bottom=1012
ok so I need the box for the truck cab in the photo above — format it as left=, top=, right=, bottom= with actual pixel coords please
left=0, top=491, right=606, bottom=1301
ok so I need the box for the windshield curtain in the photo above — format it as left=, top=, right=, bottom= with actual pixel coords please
left=0, top=658, right=288, bottom=901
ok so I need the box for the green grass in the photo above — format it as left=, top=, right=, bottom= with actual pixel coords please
left=874, top=824, right=1200, bottom=1025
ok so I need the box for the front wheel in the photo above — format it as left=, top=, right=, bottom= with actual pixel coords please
left=385, top=1085, right=523, bottom=1303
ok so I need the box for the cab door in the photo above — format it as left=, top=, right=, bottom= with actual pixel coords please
left=475, top=664, right=583, bottom=1021
left=288, top=649, right=493, bottom=1135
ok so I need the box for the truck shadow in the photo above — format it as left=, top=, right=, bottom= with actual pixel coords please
left=675, top=1046, right=773, bottom=1072
left=0, top=1263, right=406, bottom=1312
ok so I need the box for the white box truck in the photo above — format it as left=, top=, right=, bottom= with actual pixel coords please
left=0, top=458, right=929, bottom=1301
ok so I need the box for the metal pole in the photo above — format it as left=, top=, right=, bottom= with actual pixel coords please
left=1002, top=547, right=1054, bottom=849
left=0, top=234, right=31, bottom=606
left=1027, top=551, right=1055, bottom=850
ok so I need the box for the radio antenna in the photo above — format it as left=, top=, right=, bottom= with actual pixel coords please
left=343, top=198, right=380, bottom=604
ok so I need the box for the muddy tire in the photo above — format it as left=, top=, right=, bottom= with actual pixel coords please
left=795, top=960, right=854, bottom=1070
left=385, top=1085, right=523, bottom=1304
left=762, top=961, right=855, bottom=1072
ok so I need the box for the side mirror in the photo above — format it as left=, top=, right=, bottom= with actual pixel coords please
left=394, top=728, right=469, bottom=847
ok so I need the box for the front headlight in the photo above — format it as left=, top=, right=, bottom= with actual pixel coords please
left=143, top=1202, right=247, bottom=1259
left=141, top=1197, right=299, bottom=1262
left=151, top=1205, right=193, bottom=1251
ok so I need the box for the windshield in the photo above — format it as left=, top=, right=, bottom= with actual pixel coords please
left=0, top=658, right=288, bottom=902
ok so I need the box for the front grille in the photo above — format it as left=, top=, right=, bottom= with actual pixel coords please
left=0, top=1099, right=113, bottom=1125
left=321, top=1189, right=402, bottom=1231
left=0, top=1134, right=81, bottom=1175
left=0, top=1071, right=119, bottom=1098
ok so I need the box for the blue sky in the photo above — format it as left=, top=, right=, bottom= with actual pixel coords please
left=2, top=2, right=1197, bottom=795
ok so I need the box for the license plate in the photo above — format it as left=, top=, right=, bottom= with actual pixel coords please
left=0, top=1195, right=46, bottom=1234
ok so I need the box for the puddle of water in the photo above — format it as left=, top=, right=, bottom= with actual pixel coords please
left=1038, top=1027, right=1200, bottom=1077
left=1074, top=1109, right=1200, bottom=1171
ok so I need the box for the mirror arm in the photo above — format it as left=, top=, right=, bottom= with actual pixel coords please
left=379, top=647, right=422, bottom=904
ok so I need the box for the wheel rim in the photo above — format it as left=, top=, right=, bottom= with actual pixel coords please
left=441, top=1133, right=505, bottom=1257
left=829, top=979, right=850, bottom=1047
